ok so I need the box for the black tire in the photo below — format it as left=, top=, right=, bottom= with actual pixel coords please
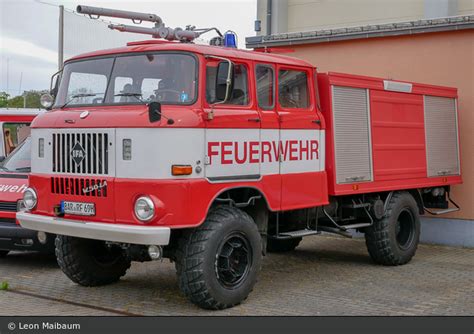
left=175, top=206, right=262, bottom=310
left=364, top=192, right=420, bottom=266
left=0, top=250, right=9, bottom=258
left=267, top=237, right=302, bottom=253
left=55, top=235, right=131, bottom=286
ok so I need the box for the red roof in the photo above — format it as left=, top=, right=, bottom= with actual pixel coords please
left=67, top=40, right=315, bottom=68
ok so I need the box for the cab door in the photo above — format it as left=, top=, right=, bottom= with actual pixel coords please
left=204, top=59, right=261, bottom=182
left=255, top=63, right=281, bottom=209
left=277, top=66, right=326, bottom=210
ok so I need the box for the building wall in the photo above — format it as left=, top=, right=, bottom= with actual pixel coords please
left=458, top=0, right=474, bottom=15
left=256, top=0, right=474, bottom=35
left=287, top=0, right=424, bottom=32
left=275, top=30, right=473, bottom=219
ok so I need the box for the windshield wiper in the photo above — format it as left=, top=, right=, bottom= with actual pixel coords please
left=60, top=93, right=98, bottom=109
left=114, top=93, right=175, bottom=125
left=114, top=92, right=145, bottom=103
left=14, top=167, right=31, bottom=172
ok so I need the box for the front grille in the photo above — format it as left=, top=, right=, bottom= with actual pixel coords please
left=0, top=201, right=17, bottom=212
left=52, top=132, right=109, bottom=175
left=0, top=218, right=16, bottom=226
left=51, top=177, right=108, bottom=197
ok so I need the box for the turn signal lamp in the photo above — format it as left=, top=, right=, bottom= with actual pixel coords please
left=38, top=138, right=45, bottom=158
left=172, top=165, right=193, bottom=176
left=122, top=139, right=132, bottom=160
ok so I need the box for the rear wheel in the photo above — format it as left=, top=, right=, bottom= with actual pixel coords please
left=267, top=237, right=302, bottom=253
left=0, top=250, right=9, bottom=258
left=175, top=206, right=262, bottom=310
left=55, top=236, right=131, bottom=286
left=364, top=192, right=420, bottom=265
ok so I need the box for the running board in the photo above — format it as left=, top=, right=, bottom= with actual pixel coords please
left=318, top=226, right=352, bottom=238
left=270, top=229, right=320, bottom=240
left=322, top=202, right=373, bottom=232
left=339, top=223, right=372, bottom=231
left=424, top=192, right=460, bottom=216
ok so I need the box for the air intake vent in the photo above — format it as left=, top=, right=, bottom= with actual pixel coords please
left=332, top=86, right=373, bottom=184
left=51, top=177, right=108, bottom=197
left=424, top=96, right=460, bottom=177
left=52, top=132, right=109, bottom=175
left=0, top=201, right=18, bottom=212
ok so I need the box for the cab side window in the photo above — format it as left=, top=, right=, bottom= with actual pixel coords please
left=3, top=123, right=31, bottom=155
left=206, top=62, right=249, bottom=105
left=278, top=69, right=309, bottom=109
left=256, top=65, right=274, bottom=109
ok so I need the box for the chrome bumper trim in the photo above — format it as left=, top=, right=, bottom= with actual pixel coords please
left=17, top=212, right=170, bottom=245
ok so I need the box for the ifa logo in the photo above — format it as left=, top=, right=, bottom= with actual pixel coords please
left=71, top=142, right=86, bottom=165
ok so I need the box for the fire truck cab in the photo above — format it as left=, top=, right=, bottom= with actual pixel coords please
left=17, top=6, right=462, bottom=310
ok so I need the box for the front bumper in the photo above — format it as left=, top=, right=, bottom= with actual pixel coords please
left=0, top=219, right=55, bottom=252
left=17, top=212, right=171, bottom=246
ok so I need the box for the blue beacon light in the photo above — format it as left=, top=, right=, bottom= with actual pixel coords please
left=224, top=31, right=237, bottom=48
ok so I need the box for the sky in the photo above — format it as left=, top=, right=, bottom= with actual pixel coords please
left=0, top=0, right=258, bottom=95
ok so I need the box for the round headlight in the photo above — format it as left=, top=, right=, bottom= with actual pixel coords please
left=23, top=188, right=38, bottom=210
left=134, top=196, right=155, bottom=222
left=40, top=93, right=54, bottom=109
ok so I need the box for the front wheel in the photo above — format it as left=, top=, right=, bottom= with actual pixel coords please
left=364, top=192, right=420, bottom=266
left=175, top=206, right=262, bottom=310
left=55, top=236, right=131, bottom=286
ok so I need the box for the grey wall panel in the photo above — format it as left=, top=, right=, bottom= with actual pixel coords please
left=332, top=86, right=373, bottom=184
left=424, top=96, right=460, bottom=177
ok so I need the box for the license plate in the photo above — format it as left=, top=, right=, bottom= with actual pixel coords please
left=61, top=201, right=96, bottom=216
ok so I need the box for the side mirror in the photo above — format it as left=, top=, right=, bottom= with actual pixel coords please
left=148, top=102, right=162, bottom=123
left=41, top=69, right=62, bottom=110
left=51, top=74, right=60, bottom=98
left=215, top=60, right=234, bottom=103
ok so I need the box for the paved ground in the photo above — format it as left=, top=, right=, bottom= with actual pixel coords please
left=0, top=235, right=473, bottom=316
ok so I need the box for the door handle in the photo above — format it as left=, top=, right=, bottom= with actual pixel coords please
left=248, top=118, right=261, bottom=123
left=312, top=119, right=321, bottom=125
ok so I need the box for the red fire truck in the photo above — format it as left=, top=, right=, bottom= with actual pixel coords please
left=17, top=6, right=462, bottom=309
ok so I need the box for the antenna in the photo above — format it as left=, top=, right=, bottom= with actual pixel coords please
left=76, top=5, right=222, bottom=43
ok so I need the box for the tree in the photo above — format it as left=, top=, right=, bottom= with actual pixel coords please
left=0, top=92, right=9, bottom=108
left=4, top=90, right=49, bottom=109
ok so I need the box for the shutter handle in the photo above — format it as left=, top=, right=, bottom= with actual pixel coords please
left=312, top=119, right=321, bottom=125
left=248, top=118, right=261, bottom=123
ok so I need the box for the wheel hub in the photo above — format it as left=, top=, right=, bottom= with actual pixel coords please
left=215, top=234, right=252, bottom=288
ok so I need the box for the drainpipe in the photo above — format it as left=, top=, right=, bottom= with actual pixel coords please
left=266, top=0, right=272, bottom=35
left=58, top=5, right=64, bottom=70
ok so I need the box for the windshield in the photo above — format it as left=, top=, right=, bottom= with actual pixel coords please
left=54, top=53, right=197, bottom=107
left=0, top=136, right=31, bottom=173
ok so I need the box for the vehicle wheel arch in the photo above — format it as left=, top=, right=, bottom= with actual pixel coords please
left=406, top=189, right=425, bottom=215
left=209, top=186, right=272, bottom=254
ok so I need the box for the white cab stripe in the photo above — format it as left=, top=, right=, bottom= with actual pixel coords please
left=31, top=128, right=326, bottom=180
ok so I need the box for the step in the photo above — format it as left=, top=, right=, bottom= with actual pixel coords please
left=318, top=226, right=353, bottom=238
left=274, top=229, right=321, bottom=239
left=340, top=223, right=372, bottom=230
